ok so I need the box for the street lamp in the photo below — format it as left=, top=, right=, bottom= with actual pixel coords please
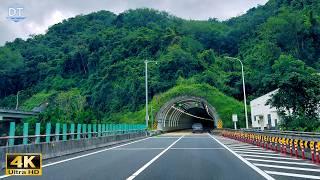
left=225, top=56, right=249, bottom=129
left=145, top=60, right=158, bottom=129
left=16, top=91, right=21, bottom=110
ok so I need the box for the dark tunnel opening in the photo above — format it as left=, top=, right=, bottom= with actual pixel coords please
left=187, top=107, right=214, bottom=130
left=156, top=96, right=219, bottom=132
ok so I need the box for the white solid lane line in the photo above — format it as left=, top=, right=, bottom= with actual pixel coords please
left=181, top=137, right=211, bottom=138
left=254, top=163, right=320, bottom=172
left=0, top=137, right=152, bottom=179
left=265, top=170, right=320, bottom=179
left=232, top=147, right=266, bottom=151
left=233, top=151, right=282, bottom=156
left=170, top=147, right=224, bottom=150
left=232, top=149, right=276, bottom=153
left=239, top=154, right=302, bottom=160
left=228, top=144, right=256, bottom=148
left=208, top=134, right=275, bottom=180
left=113, top=148, right=165, bottom=150
left=245, top=158, right=317, bottom=166
left=126, top=135, right=184, bottom=180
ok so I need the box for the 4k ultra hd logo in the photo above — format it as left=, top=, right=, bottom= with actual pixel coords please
left=7, top=5, right=26, bottom=22
left=6, top=153, right=42, bottom=176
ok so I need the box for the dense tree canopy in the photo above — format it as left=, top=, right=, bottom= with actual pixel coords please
left=0, top=1, right=319, bottom=129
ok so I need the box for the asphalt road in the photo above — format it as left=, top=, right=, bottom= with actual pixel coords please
left=1, top=131, right=319, bottom=180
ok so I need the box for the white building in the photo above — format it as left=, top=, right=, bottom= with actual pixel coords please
left=250, top=90, right=280, bottom=130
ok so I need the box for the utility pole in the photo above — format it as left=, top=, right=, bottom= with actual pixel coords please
left=145, top=60, right=157, bottom=130
left=226, top=56, right=249, bottom=129
left=15, top=91, right=20, bottom=110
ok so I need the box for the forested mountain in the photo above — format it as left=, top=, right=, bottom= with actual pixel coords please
left=0, top=0, right=319, bottom=130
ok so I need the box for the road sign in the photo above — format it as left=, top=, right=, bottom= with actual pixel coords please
left=232, top=114, right=238, bottom=122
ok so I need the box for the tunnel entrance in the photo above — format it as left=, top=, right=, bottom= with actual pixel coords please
left=156, top=96, right=219, bottom=131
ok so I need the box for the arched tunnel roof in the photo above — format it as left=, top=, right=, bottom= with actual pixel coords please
left=156, top=96, right=219, bottom=131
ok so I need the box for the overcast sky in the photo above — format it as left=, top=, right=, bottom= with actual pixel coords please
left=0, top=0, right=268, bottom=46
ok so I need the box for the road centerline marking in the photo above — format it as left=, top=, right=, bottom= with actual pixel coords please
left=126, top=135, right=184, bottom=180
left=208, top=133, right=275, bottom=180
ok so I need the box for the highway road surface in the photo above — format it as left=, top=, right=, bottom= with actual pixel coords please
left=1, top=131, right=319, bottom=180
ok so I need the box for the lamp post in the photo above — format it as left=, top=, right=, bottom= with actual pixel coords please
left=15, top=91, right=20, bottom=110
left=225, top=56, right=249, bottom=129
left=145, top=60, right=157, bottom=129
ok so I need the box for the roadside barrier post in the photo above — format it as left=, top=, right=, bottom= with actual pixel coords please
left=270, top=137, right=274, bottom=151
left=289, top=139, right=293, bottom=156
left=316, top=142, right=319, bottom=163
left=279, top=137, right=283, bottom=153
left=300, top=140, right=305, bottom=159
left=62, top=124, right=67, bottom=141
left=8, top=122, right=15, bottom=146
left=70, top=124, right=75, bottom=140
left=23, top=123, right=29, bottom=145
left=311, top=141, right=315, bottom=162
left=77, top=124, right=81, bottom=140
left=45, top=123, right=51, bottom=143
left=88, top=124, right=92, bottom=139
left=82, top=124, right=87, bottom=138
left=294, top=139, right=298, bottom=158
left=35, top=123, right=41, bottom=144
left=46, top=123, right=51, bottom=143
left=55, top=123, right=60, bottom=141
left=283, top=138, right=287, bottom=155
left=93, top=124, right=97, bottom=137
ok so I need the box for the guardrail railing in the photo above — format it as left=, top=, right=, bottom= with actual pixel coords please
left=220, top=129, right=320, bottom=163
left=228, top=128, right=320, bottom=138
left=0, top=122, right=146, bottom=147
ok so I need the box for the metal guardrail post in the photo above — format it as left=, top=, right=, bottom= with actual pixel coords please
left=77, top=124, right=81, bottom=140
left=88, top=124, right=92, bottom=139
left=105, top=124, right=108, bottom=135
left=102, top=124, right=106, bottom=136
left=23, top=123, right=28, bottom=145
left=55, top=123, right=60, bottom=141
left=9, top=122, right=15, bottom=146
left=93, top=124, right=97, bottom=137
left=45, top=123, right=51, bottom=143
left=82, top=124, right=87, bottom=138
left=98, top=124, right=101, bottom=137
left=70, top=124, right=75, bottom=140
left=110, top=124, right=113, bottom=135
left=35, top=123, right=41, bottom=144
left=62, top=124, right=67, bottom=141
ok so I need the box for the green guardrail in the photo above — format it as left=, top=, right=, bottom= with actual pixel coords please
left=1, top=122, right=146, bottom=147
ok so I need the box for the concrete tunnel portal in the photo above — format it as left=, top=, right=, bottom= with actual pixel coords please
left=156, top=96, right=219, bottom=132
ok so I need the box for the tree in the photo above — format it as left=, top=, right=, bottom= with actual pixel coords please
left=268, top=55, right=320, bottom=131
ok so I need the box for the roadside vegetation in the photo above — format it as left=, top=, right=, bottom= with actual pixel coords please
left=0, top=0, right=319, bottom=130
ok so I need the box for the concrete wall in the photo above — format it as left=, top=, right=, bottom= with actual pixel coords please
left=0, top=132, right=147, bottom=169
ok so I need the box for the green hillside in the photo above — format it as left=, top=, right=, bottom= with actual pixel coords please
left=0, top=0, right=319, bottom=130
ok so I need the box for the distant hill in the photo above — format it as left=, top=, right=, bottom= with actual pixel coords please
left=0, top=0, right=319, bottom=124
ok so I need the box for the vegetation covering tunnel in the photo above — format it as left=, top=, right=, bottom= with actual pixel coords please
left=156, top=96, right=218, bottom=131
left=117, top=83, right=248, bottom=131
left=113, top=83, right=247, bottom=131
